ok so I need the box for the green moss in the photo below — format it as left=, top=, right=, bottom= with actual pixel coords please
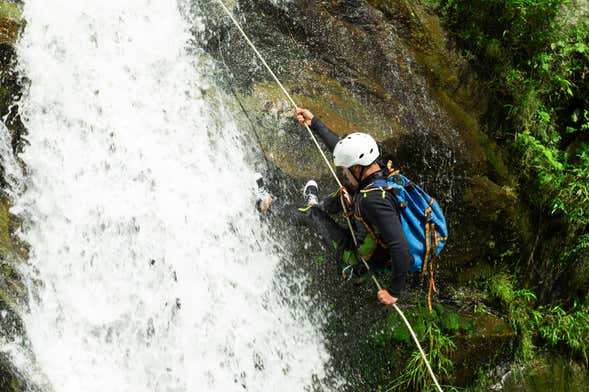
left=488, top=274, right=515, bottom=305
left=382, top=304, right=471, bottom=347
left=0, top=1, right=21, bottom=21
left=463, top=176, right=516, bottom=222
left=0, top=197, right=13, bottom=256
left=0, top=0, right=22, bottom=46
left=238, top=72, right=405, bottom=178
left=294, top=70, right=397, bottom=140
left=0, top=196, right=26, bottom=312
left=441, top=312, right=460, bottom=332
left=385, top=310, right=411, bottom=343
left=435, top=89, right=509, bottom=180
left=455, top=175, right=531, bottom=270
left=0, top=364, right=21, bottom=392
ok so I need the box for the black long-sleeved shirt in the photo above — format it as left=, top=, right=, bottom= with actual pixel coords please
left=310, top=117, right=340, bottom=151
left=310, top=117, right=411, bottom=297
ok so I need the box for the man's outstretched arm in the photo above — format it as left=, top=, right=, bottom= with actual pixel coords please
left=295, top=108, right=340, bottom=151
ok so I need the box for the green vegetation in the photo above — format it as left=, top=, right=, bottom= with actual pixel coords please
left=387, top=323, right=456, bottom=392
left=532, top=298, right=589, bottom=364
left=369, top=303, right=469, bottom=390
left=429, top=0, right=589, bottom=293
left=422, top=0, right=589, bottom=368
left=487, top=273, right=589, bottom=365
left=488, top=274, right=536, bottom=359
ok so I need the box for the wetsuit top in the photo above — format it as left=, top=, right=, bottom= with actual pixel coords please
left=310, top=117, right=411, bottom=297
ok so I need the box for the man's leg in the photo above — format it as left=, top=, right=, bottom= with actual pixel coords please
left=261, top=179, right=357, bottom=274
left=294, top=205, right=351, bottom=253
left=293, top=205, right=365, bottom=279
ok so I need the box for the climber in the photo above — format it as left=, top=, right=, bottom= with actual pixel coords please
left=293, top=108, right=411, bottom=306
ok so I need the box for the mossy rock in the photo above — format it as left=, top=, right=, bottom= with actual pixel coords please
left=218, top=0, right=494, bottom=181
left=0, top=196, right=27, bottom=345
left=452, top=312, right=514, bottom=385
left=0, top=355, right=24, bottom=392
left=492, top=354, right=589, bottom=392
left=0, top=196, right=27, bottom=259
left=0, top=3, right=26, bottom=389
left=443, top=175, right=531, bottom=270
left=371, top=302, right=513, bottom=386
left=0, top=186, right=28, bottom=392
left=235, top=70, right=404, bottom=179
left=0, top=0, right=22, bottom=46
left=463, top=176, right=518, bottom=224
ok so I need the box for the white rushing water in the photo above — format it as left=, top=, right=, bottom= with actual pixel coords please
left=3, top=0, right=332, bottom=390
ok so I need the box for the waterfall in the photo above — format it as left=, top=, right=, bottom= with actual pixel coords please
left=3, top=1, right=333, bottom=390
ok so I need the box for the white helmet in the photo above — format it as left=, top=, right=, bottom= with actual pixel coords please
left=333, top=133, right=379, bottom=168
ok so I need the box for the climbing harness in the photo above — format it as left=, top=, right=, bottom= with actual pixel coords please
left=213, top=2, right=443, bottom=391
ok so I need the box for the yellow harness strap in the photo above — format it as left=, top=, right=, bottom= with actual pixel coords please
left=421, top=202, right=440, bottom=312
left=298, top=205, right=313, bottom=212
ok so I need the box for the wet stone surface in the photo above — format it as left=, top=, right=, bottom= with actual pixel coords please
left=196, top=0, right=540, bottom=389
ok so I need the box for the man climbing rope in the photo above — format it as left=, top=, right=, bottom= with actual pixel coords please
left=293, top=108, right=411, bottom=306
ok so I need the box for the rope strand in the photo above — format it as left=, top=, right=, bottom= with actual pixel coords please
left=214, top=0, right=342, bottom=187
left=213, top=2, right=442, bottom=391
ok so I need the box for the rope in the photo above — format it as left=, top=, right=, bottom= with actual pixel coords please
left=213, top=2, right=443, bottom=391
left=213, top=0, right=341, bottom=187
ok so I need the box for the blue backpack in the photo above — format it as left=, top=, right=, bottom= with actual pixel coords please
left=357, top=161, right=448, bottom=310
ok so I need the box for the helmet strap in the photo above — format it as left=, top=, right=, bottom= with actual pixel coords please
left=350, top=165, right=366, bottom=185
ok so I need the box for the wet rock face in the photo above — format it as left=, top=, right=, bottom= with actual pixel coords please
left=200, top=1, right=532, bottom=388
left=0, top=199, right=27, bottom=390
left=202, top=0, right=527, bottom=270
left=498, top=355, right=589, bottom=392
left=0, top=0, right=26, bottom=167
left=0, top=42, right=26, bottom=161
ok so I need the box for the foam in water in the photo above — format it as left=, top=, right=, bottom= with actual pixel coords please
left=2, top=1, right=333, bottom=390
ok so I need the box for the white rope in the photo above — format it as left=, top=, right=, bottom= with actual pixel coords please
left=213, top=0, right=341, bottom=187
left=214, top=2, right=443, bottom=391
left=393, top=303, right=444, bottom=392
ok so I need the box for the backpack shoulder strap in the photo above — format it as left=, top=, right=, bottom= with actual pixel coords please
left=354, top=190, right=387, bottom=250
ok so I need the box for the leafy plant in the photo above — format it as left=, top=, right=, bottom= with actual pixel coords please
left=532, top=302, right=589, bottom=363
left=387, top=323, right=456, bottom=392
left=488, top=274, right=537, bottom=360
left=433, top=0, right=589, bottom=301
